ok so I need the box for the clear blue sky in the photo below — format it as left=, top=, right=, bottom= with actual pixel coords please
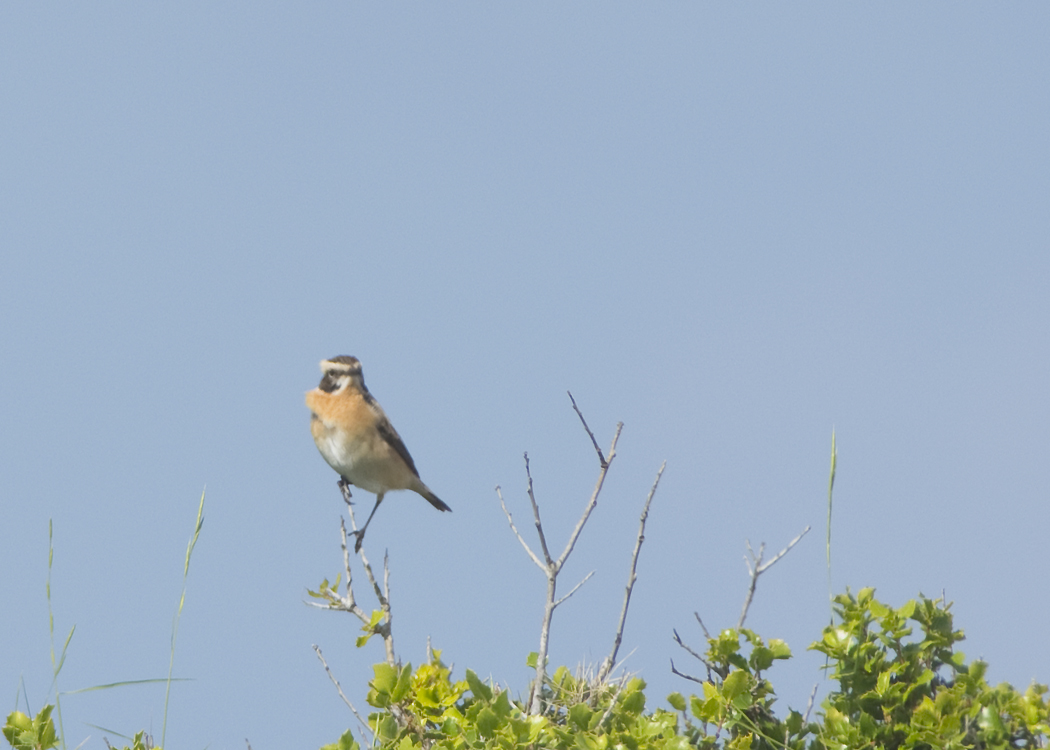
left=2, top=5, right=1048, bottom=749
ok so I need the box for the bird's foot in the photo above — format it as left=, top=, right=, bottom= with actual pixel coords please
left=338, top=477, right=354, bottom=506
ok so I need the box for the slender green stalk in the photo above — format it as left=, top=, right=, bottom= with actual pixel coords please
left=826, top=430, right=837, bottom=614
left=162, top=489, right=205, bottom=749
left=47, top=520, right=75, bottom=750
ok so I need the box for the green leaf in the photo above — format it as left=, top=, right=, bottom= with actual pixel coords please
left=622, top=687, right=646, bottom=715
left=4, top=706, right=59, bottom=750
left=667, top=692, right=686, bottom=711
left=390, top=663, right=412, bottom=703
left=372, top=663, right=398, bottom=695
left=568, top=703, right=592, bottom=729
left=526, top=652, right=539, bottom=668
left=376, top=715, right=398, bottom=744
left=722, top=670, right=751, bottom=703
left=476, top=707, right=499, bottom=738
left=750, top=646, right=774, bottom=671
left=320, top=729, right=359, bottom=750
left=492, top=690, right=512, bottom=719
left=465, top=669, right=493, bottom=702
left=768, top=638, right=792, bottom=660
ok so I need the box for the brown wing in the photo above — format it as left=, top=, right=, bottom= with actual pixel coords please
left=376, top=419, right=421, bottom=478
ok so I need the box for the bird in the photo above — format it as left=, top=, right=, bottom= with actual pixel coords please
left=306, top=355, right=450, bottom=551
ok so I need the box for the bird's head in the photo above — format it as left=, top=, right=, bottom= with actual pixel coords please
left=318, top=355, right=365, bottom=394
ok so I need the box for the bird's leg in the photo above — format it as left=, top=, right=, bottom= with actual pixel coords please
left=338, top=477, right=353, bottom=506
left=352, top=492, right=385, bottom=553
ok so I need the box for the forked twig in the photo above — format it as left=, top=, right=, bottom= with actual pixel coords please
left=557, top=419, right=622, bottom=571
left=674, top=527, right=811, bottom=686
left=554, top=571, right=596, bottom=607
left=499, top=394, right=624, bottom=715
left=598, top=461, right=666, bottom=683
left=569, top=391, right=607, bottom=466
left=497, top=486, right=546, bottom=571
left=738, top=526, right=811, bottom=629
left=309, top=510, right=397, bottom=668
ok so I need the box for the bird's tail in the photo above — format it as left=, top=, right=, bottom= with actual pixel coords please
left=420, top=488, right=452, bottom=512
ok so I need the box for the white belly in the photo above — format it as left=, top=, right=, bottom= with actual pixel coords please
left=315, top=425, right=397, bottom=495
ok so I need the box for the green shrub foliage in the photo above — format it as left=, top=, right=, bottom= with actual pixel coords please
left=318, top=590, right=1048, bottom=750
left=7, top=589, right=1048, bottom=750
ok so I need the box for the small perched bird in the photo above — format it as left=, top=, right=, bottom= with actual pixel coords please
left=306, top=355, right=451, bottom=551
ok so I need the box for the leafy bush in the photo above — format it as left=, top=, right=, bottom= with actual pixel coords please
left=315, top=589, right=1048, bottom=750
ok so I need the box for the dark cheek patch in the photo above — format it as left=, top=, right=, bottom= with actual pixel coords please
left=319, top=374, right=340, bottom=393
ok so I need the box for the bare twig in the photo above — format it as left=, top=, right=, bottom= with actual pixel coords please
left=693, top=612, right=712, bottom=640
left=597, top=673, right=630, bottom=730
left=497, top=486, right=545, bottom=571
left=556, top=422, right=622, bottom=572
left=673, top=629, right=711, bottom=667
left=669, top=659, right=705, bottom=685
left=524, top=454, right=554, bottom=565
left=553, top=571, right=595, bottom=608
left=309, top=514, right=396, bottom=668
left=313, top=645, right=371, bottom=741
left=738, top=525, right=811, bottom=629
left=568, top=391, right=606, bottom=466
left=505, top=398, right=622, bottom=716
left=672, top=628, right=717, bottom=679
left=803, top=683, right=818, bottom=723
left=598, top=461, right=665, bottom=683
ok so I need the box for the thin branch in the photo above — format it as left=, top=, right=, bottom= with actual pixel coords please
left=497, top=486, right=546, bottom=571
left=502, top=397, right=623, bottom=716
left=553, top=570, right=595, bottom=608
left=524, top=454, right=554, bottom=565
left=339, top=507, right=395, bottom=666
left=673, top=628, right=716, bottom=675
left=693, top=612, right=712, bottom=640
left=757, top=525, right=810, bottom=573
left=598, top=462, right=665, bottom=683
left=357, top=530, right=386, bottom=607
left=339, top=520, right=368, bottom=621
left=313, top=645, right=371, bottom=741
left=597, top=673, right=630, bottom=730
left=738, top=525, right=811, bottom=629
left=555, top=422, right=622, bottom=571
left=803, top=683, right=818, bottom=724
left=568, top=391, right=606, bottom=466
left=670, top=659, right=705, bottom=685
left=380, top=552, right=395, bottom=666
